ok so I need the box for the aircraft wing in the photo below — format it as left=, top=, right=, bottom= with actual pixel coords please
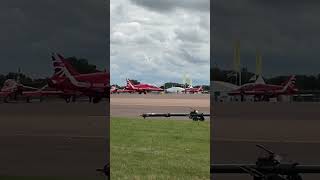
left=143, top=87, right=163, bottom=91
left=22, top=90, right=42, bottom=97
left=21, top=85, right=39, bottom=91
left=213, top=81, right=239, bottom=91
left=229, top=90, right=275, bottom=95
left=117, top=89, right=135, bottom=93
left=22, top=90, right=64, bottom=97
left=0, top=91, right=11, bottom=97
left=39, top=90, right=64, bottom=96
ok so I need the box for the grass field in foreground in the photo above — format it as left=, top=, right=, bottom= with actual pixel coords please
left=111, top=117, right=210, bottom=180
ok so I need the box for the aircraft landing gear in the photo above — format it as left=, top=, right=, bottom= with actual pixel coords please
left=3, top=96, right=8, bottom=103
left=71, top=95, right=76, bottom=102
left=240, top=93, right=244, bottom=102
left=65, top=96, right=71, bottom=103
left=64, top=95, right=76, bottom=103
left=263, top=96, right=270, bottom=102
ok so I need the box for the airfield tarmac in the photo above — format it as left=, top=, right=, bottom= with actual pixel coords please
left=212, top=102, right=320, bottom=180
left=111, top=93, right=210, bottom=118
left=10, top=95, right=319, bottom=179
left=0, top=101, right=109, bottom=178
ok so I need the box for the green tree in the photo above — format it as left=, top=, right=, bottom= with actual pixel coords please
left=65, top=56, right=99, bottom=74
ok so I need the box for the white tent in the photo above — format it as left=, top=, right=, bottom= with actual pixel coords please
left=212, top=81, right=239, bottom=92
left=248, top=75, right=266, bottom=84
left=255, top=75, right=265, bottom=84
left=165, top=87, right=185, bottom=93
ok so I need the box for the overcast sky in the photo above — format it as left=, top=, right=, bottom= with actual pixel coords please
left=1, top=0, right=108, bottom=78
left=213, top=0, right=320, bottom=78
left=110, top=0, right=210, bottom=86
left=3, top=1, right=320, bottom=82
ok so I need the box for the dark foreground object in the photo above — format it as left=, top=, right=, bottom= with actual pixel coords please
left=141, top=110, right=210, bottom=121
left=96, top=163, right=110, bottom=179
left=211, top=145, right=320, bottom=180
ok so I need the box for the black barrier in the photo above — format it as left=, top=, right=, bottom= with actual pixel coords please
left=211, top=145, right=320, bottom=180
left=141, top=110, right=210, bottom=121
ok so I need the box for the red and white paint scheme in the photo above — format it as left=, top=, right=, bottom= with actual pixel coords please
left=228, top=75, right=298, bottom=101
left=124, top=79, right=163, bottom=94
left=110, top=85, right=135, bottom=94
left=0, top=79, right=63, bottom=103
left=49, top=53, right=109, bottom=103
left=184, top=86, right=204, bottom=94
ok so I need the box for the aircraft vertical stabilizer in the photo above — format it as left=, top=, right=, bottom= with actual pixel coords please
left=56, top=53, right=80, bottom=76
left=284, top=76, right=296, bottom=90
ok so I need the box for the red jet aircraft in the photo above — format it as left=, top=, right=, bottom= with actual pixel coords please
left=184, top=86, right=203, bottom=94
left=125, top=79, right=163, bottom=94
left=0, top=79, right=63, bottom=103
left=110, top=85, right=135, bottom=94
left=228, top=75, right=298, bottom=101
left=48, top=53, right=109, bottom=103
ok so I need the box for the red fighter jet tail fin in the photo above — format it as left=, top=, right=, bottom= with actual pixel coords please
left=126, top=79, right=137, bottom=90
left=281, top=75, right=296, bottom=92
left=56, top=53, right=80, bottom=76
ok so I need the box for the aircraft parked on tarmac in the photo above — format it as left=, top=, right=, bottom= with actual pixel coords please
left=124, top=79, right=163, bottom=94
left=0, top=79, right=63, bottom=103
left=228, top=75, right=298, bottom=101
left=49, top=53, right=109, bottom=103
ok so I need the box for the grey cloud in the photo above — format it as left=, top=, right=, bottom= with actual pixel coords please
left=111, top=0, right=209, bottom=85
left=178, top=48, right=208, bottom=64
left=175, top=27, right=208, bottom=44
left=213, top=0, right=320, bottom=76
left=130, top=0, right=209, bottom=12
left=1, top=0, right=108, bottom=77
